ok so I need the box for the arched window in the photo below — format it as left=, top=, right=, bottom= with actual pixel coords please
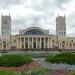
left=24, top=29, right=44, bottom=35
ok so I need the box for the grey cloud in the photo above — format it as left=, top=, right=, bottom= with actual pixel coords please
left=55, top=0, right=69, bottom=8
left=12, top=18, right=26, bottom=26
left=67, top=12, right=75, bottom=28
left=11, top=9, right=56, bottom=34
left=0, top=0, right=74, bottom=36
left=0, top=0, right=25, bottom=9
left=12, top=15, right=42, bottom=28
left=11, top=13, right=53, bottom=34
left=66, top=13, right=75, bottom=37
left=12, top=19, right=26, bottom=35
left=31, top=0, right=55, bottom=12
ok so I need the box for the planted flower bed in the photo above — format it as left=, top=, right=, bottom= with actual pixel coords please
left=23, top=68, right=50, bottom=75
left=0, top=54, right=32, bottom=67
left=45, top=52, right=75, bottom=65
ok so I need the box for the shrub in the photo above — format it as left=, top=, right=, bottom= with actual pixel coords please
left=45, top=52, right=75, bottom=65
left=0, top=54, right=32, bottom=67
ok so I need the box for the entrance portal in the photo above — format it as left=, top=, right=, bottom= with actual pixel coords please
left=33, top=42, right=36, bottom=48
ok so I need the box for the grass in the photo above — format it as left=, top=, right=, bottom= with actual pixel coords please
left=0, top=70, right=21, bottom=75
left=0, top=68, right=50, bottom=75
left=68, top=71, right=75, bottom=75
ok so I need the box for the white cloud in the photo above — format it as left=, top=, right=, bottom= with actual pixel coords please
left=0, top=0, right=75, bottom=37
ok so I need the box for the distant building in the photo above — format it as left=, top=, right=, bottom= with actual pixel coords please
left=0, top=14, right=75, bottom=50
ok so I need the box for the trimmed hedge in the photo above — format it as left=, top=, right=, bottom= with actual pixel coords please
left=45, top=52, right=75, bottom=65
left=0, top=54, right=32, bottom=67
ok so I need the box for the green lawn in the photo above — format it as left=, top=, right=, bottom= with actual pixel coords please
left=0, top=70, right=21, bottom=75
left=0, top=68, right=50, bottom=75
left=68, top=71, right=75, bottom=75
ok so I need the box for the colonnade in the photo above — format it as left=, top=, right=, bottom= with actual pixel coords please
left=17, top=36, right=51, bottom=49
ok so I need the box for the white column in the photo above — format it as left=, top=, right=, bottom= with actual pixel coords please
left=24, top=37, right=25, bottom=49
left=17, top=37, right=19, bottom=49
left=49, top=37, right=51, bottom=48
left=28, top=37, right=30, bottom=49
left=64, top=41, right=66, bottom=49
left=40, top=37, right=41, bottom=49
left=32, top=37, right=33, bottom=49
left=20, top=37, right=21, bottom=49
left=2, top=42, right=3, bottom=50
left=36, top=37, right=37, bottom=49
left=47, top=37, right=49, bottom=48
left=44, top=37, right=45, bottom=49
left=50, top=39, right=52, bottom=48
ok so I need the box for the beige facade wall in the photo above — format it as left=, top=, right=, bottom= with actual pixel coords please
left=0, top=35, right=17, bottom=50
left=15, top=35, right=75, bottom=50
left=16, top=35, right=51, bottom=49
left=0, top=34, right=75, bottom=50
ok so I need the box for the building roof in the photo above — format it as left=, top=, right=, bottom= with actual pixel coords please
left=19, top=27, right=49, bottom=35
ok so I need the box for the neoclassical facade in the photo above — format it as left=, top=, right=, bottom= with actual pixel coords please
left=17, top=27, right=51, bottom=49
left=0, top=15, right=75, bottom=50
left=16, top=27, right=75, bottom=50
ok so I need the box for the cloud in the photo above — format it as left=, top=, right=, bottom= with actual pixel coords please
left=55, top=0, right=69, bottom=8
left=0, top=0, right=75, bottom=37
left=0, top=0, right=25, bottom=9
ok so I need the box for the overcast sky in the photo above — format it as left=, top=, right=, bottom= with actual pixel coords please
left=0, top=0, right=75, bottom=37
